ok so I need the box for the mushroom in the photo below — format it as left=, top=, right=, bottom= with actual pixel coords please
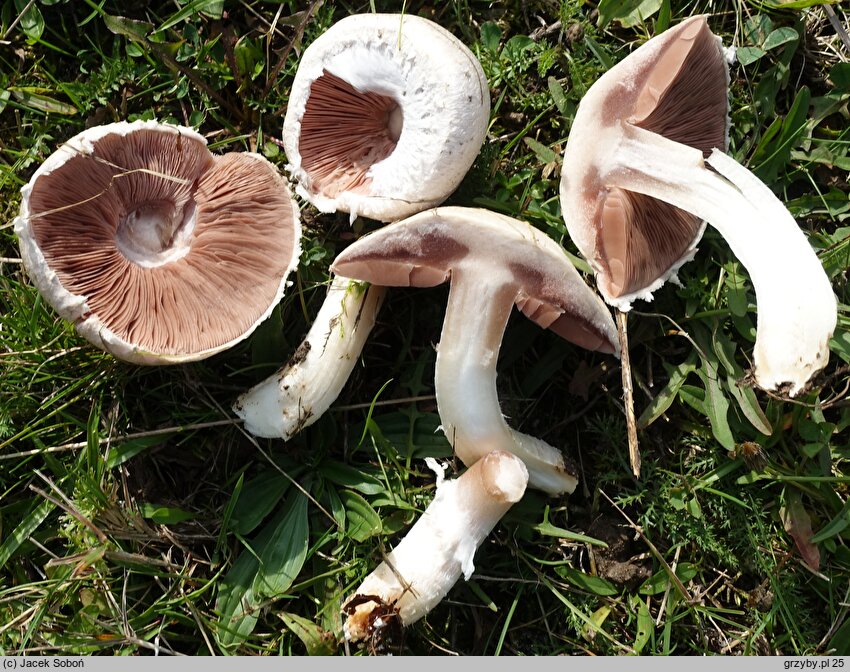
left=233, top=276, right=385, bottom=439
left=559, top=16, right=836, bottom=395
left=283, top=12, right=490, bottom=222
left=331, top=206, right=619, bottom=495
left=14, top=120, right=301, bottom=364
left=342, top=450, right=528, bottom=642
left=236, top=12, right=492, bottom=438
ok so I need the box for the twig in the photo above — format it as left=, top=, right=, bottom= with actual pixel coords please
left=334, top=394, right=436, bottom=412
left=199, top=385, right=340, bottom=530
left=265, top=1, right=325, bottom=102
left=825, top=6, right=850, bottom=57
left=655, top=545, right=681, bottom=626
left=1, top=0, right=36, bottom=40
left=0, top=419, right=237, bottom=461
left=599, top=489, right=696, bottom=605
left=30, top=478, right=108, bottom=544
left=818, top=583, right=850, bottom=652
left=530, top=19, right=562, bottom=41
left=616, top=310, right=641, bottom=478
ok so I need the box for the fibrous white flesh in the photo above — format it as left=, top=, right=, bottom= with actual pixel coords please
left=233, top=277, right=386, bottom=438
left=283, top=13, right=490, bottom=222
left=436, top=269, right=579, bottom=495
left=343, top=451, right=528, bottom=641
left=611, top=126, right=836, bottom=395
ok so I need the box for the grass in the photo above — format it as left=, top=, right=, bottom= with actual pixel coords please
left=1, top=0, right=849, bottom=657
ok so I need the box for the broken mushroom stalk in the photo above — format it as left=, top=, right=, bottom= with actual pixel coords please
left=559, top=15, right=836, bottom=396
left=233, top=276, right=385, bottom=439
left=14, top=120, right=301, bottom=364
left=343, top=450, right=528, bottom=642
left=331, top=206, right=619, bottom=495
left=239, top=12, right=493, bottom=440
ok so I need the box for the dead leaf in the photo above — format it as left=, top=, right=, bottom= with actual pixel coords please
left=781, top=490, right=821, bottom=570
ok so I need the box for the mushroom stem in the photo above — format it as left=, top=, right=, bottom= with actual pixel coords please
left=436, top=269, right=579, bottom=494
left=342, top=450, right=528, bottom=641
left=234, top=277, right=386, bottom=438
left=610, top=126, right=836, bottom=395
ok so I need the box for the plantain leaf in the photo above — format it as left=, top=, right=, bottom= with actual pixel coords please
left=14, top=0, right=44, bottom=40
left=637, top=355, right=697, bottom=429
left=339, top=490, right=382, bottom=543
left=781, top=489, right=821, bottom=570
left=279, top=612, right=337, bottom=656
left=555, top=567, right=618, bottom=596
left=229, top=469, right=292, bottom=536
left=320, top=463, right=384, bottom=496
left=631, top=595, right=653, bottom=654
left=639, top=562, right=698, bottom=596
left=252, top=491, right=309, bottom=597
left=139, top=504, right=194, bottom=525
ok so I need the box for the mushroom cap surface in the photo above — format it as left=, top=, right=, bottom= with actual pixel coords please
left=283, top=13, right=490, bottom=222
left=560, top=16, right=729, bottom=308
left=15, top=120, right=301, bottom=365
left=330, top=206, right=618, bottom=355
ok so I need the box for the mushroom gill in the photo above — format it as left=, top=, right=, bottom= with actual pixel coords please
left=590, top=16, right=729, bottom=300
left=299, top=70, right=403, bottom=198
left=18, top=121, right=301, bottom=363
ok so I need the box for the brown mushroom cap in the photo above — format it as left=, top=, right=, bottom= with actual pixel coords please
left=560, top=16, right=728, bottom=306
left=15, top=121, right=301, bottom=364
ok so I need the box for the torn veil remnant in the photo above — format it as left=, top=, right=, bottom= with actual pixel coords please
left=559, top=15, right=836, bottom=396
left=283, top=12, right=490, bottom=223
left=331, top=206, right=619, bottom=495
left=14, top=120, right=301, bottom=365
left=343, top=450, right=528, bottom=642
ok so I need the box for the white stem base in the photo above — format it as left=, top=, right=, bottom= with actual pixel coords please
left=342, top=451, right=528, bottom=641
left=233, top=277, right=386, bottom=438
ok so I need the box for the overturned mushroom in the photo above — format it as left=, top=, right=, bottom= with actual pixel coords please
left=233, top=277, right=385, bottom=439
left=343, top=450, right=528, bottom=642
left=238, top=12, right=491, bottom=439
left=15, top=120, right=301, bottom=364
left=559, top=16, right=836, bottom=395
left=283, top=12, right=490, bottom=222
left=331, top=206, right=619, bottom=495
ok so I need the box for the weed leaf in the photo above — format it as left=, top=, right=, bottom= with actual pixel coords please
left=0, top=499, right=55, bottom=571
left=339, top=490, right=382, bottom=543
left=278, top=612, right=337, bottom=656
left=637, top=355, right=696, bottom=429
left=252, top=491, right=309, bottom=597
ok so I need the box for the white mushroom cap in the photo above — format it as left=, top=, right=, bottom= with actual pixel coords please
left=14, top=120, right=302, bottom=365
left=332, top=206, right=619, bottom=494
left=283, top=13, right=490, bottom=222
